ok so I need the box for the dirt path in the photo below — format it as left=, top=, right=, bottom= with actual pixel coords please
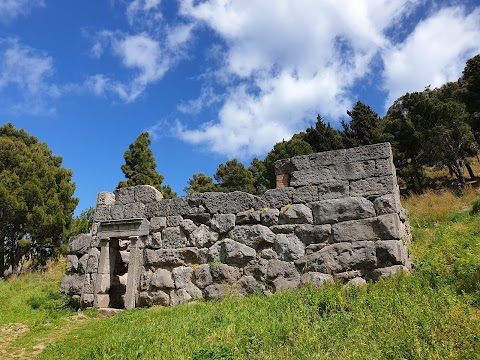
left=0, top=314, right=95, bottom=359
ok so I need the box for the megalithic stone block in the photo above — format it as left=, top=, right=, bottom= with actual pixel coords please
left=332, top=214, right=402, bottom=243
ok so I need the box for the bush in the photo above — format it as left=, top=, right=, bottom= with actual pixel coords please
left=471, top=198, right=480, bottom=215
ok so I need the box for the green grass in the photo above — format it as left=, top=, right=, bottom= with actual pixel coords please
left=0, top=261, right=76, bottom=326
left=37, top=276, right=479, bottom=360
left=1, top=194, right=480, bottom=359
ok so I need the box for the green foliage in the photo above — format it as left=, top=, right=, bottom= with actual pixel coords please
left=342, top=101, right=381, bottom=147
left=0, top=263, right=75, bottom=326
left=117, top=132, right=176, bottom=198
left=65, top=207, right=95, bottom=239
left=0, top=123, right=78, bottom=276
left=27, top=288, right=79, bottom=313
left=463, top=54, right=480, bottom=116
left=214, top=159, right=256, bottom=193
left=304, top=114, right=344, bottom=152
left=160, top=184, right=177, bottom=199
left=409, top=196, right=480, bottom=305
left=191, top=346, right=239, bottom=360
left=384, top=82, right=477, bottom=189
left=184, top=173, right=219, bottom=194
left=471, top=198, right=480, bottom=215
left=263, top=137, right=314, bottom=189
left=248, top=158, right=268, bottom=195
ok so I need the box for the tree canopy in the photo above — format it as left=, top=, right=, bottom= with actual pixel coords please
left=117, top=132, right=176, bottom=198
left=214, top=159, right=256, bottom=194
left=342, top=101, right=381, bottom=147
left=0, top=123, right=78, bottom=277
left=304, top=115, right=344, bottom=153
left=184, top=173, right=218, bottom=194
left=65, top=207, right=95, bottom=240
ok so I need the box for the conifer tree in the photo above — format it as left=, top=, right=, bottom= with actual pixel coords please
left=304, top=114, right=344, bottom=152
left=0, top=123, right=78, bottom=276
left=117, top=132, right=176, bottom=198
left=342, top=101, right=381, bottom=147
left=214, top=159, right=256, bottom=194
left=184, top=173, right=218, bottom=194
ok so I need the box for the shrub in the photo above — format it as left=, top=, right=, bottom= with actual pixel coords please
left=470, top=198, right=480, bottom=215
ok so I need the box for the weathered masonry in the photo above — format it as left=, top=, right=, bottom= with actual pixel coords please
left=61, top=143, right=411, bottom=309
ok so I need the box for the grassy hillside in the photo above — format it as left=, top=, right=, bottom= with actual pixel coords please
left=1, top=190, right=479, bottom=359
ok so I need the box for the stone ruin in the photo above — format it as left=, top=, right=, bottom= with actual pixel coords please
left=60, top=143, right=412, bottom=309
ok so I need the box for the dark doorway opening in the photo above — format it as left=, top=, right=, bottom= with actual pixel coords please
left=108, top=239, right=130, bottom=309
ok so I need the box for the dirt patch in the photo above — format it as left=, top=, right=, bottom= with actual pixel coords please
left=0, top=314, right=95, bottom=359
left=0, top=323, right=30, bottom=359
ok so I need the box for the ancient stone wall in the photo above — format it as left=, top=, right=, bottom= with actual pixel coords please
left=61, top=143, right=411, bottom=309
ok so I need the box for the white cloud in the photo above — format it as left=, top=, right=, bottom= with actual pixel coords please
left=87, top=1, right=195, bottom=103
left=126, top=0, right=162, bottom=29
left=90, top=41, right=104, bottom=58
left=177, top=86, right=221, bottom=115
left=85, top=74, right=108, bottom=96
left=382, top=6, right=480, bottom=106
left=114, top=33, right=168, bottom=83
left=175, top=0, right=422, bottom=158
left=88, top=32, right=170, bottom=102
left=0, top=39, right=53, bottom=94
left=166, top=23, right=194, bottom=50
left=0, top=0, right=44, bottom=24
left=0, top=38, right=59, bottom=115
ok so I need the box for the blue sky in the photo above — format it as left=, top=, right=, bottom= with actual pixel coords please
left=1, top=0, right=480, bottom=215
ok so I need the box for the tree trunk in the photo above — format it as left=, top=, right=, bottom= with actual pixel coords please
left=454, top=158, right=466, bottom=186
left=447, top=164, right=454, bottom=177
left=465, top=162, right=476, bottom=180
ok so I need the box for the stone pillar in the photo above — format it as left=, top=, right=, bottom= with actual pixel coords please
left=124, top=236, right=144, bottom=310
left=94, top=238, right=117, bottom=308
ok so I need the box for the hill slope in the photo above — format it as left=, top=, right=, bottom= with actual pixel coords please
left=1, top=190, right=479, bottom=359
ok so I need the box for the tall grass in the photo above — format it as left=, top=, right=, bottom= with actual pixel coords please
left=0, top=261, right=75, bottom=326
left=402, top=187, right=480, bottom=226
left=37, top=275, right=479, bottom=360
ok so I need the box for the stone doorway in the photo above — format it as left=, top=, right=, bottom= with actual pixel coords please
left=108, top=238, right=130, bottom=309
left=93, top=218, right=149, bottom=309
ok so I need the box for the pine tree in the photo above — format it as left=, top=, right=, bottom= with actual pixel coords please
left=0, top=123, right=78, bottom=276
left=184, top=173, right=218, bottom=194
left=304, top=114, right=344, bottom=152
left=342, top=101, right=381, bottom=147
left=117, top=132, right=176, bottom=197
left=214, top=159, right=256, bottom=194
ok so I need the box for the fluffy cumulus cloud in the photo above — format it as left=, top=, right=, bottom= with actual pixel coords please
left=174, top=0, right=421, bottom=158
left=88, top=1, right=193, bottom=102
left=173, top=0, right=480, bottom=158
left=382, top=5, right=480, bottom=106
left=0, top=0, right=44, bottom=24
left=0, top=38, right=59, bottom=115
left=84, top=0, right=480, bottom=159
